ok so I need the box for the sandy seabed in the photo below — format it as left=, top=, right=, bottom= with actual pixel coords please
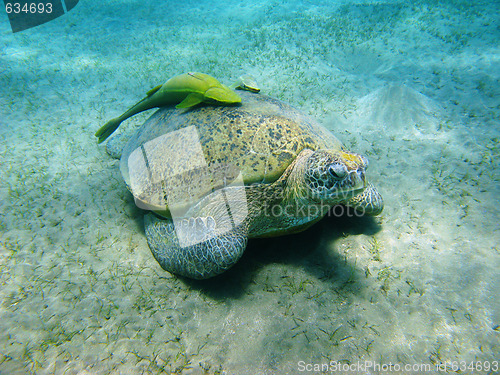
left=0, top=0, right=498, bottom=374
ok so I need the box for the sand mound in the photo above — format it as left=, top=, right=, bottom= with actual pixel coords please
left=355, top=83, right=444, bottom=137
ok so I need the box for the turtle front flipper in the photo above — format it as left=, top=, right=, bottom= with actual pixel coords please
left=144, top=213, right=248, bottom=279
left=347, top=182, right=384, bottom=216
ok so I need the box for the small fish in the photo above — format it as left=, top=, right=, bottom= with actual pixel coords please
left=95, top=72, right=242, bottom=143
left=230, top=74, right=261, bottom=93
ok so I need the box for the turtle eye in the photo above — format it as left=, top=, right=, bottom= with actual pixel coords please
left=328, top=164, right=347, bottom=179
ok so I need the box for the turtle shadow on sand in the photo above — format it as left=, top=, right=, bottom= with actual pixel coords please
left=179, top=207, right=382, bottom=299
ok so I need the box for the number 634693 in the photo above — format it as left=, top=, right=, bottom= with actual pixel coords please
left=5, top=2, right=53, bottom=14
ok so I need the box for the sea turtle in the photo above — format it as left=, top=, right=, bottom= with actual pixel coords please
left=95, top=72, right=242, bottom=143
left=109, top=91, right=383, bottom=279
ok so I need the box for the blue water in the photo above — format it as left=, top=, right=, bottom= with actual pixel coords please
left=0, top=1, right=498, bottom=374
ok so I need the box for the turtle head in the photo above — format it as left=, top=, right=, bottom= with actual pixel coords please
left=304, top=149, right=369, bottom=204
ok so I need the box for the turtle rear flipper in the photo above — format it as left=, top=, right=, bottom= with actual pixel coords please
left=144, top=213, right=248, bottom=279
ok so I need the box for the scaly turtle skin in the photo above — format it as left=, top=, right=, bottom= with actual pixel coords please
left=95, top=72, right=242, bottom=144
left=115, top=91, right=383, bottom=279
